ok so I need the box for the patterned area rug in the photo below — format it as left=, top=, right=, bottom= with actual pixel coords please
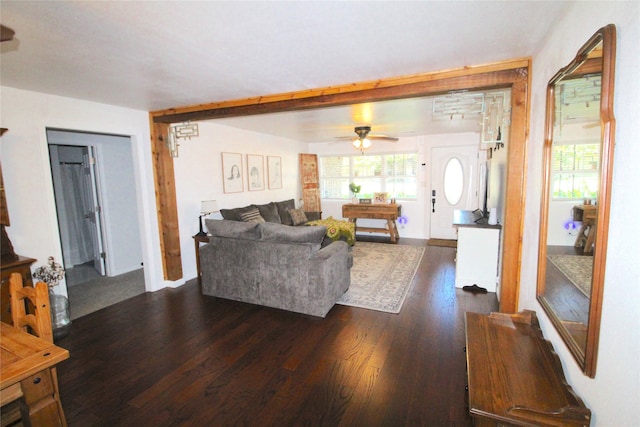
left=338, top=242, right=425, bottom=313
left=547, top=254, right=593, bottom=297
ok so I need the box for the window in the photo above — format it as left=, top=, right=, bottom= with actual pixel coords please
left=551, top=141, right=599, bottom=200
left=443, top=157, right=464, bottom=205
left=319, top=153, right=418, bottom=199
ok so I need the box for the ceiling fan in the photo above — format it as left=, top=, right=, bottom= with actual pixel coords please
left=335, top=126, right=399, bottom=152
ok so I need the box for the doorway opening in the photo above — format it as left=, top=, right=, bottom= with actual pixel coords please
left=47, top=129, right=145, bottom=319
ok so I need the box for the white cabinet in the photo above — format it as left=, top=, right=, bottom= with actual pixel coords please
left=455, top=225, right=500, bottom=293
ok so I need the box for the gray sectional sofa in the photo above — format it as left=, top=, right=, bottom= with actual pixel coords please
left=200, top=217, right=351, bottom=318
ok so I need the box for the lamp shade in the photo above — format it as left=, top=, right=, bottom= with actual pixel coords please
left=200, top=200, right=218, bottom=214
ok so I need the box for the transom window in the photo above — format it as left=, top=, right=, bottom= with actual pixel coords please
left=551, top=140, right=600, bottom=200
left=319, top=153, right=418, bottom=199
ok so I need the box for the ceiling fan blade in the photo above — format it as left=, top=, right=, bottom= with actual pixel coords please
left=333, top=135, right=399, bottom=142
left=368, top=135, right=399, bottom=142
left=1, top=25, right=16, bottom=42
left=333, top=126, right=399, bottom=144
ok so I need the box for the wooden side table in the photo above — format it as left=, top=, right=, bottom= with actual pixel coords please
left=0, top=255, right=36, bottom=324
left=193, top=235, right=210, bottom=289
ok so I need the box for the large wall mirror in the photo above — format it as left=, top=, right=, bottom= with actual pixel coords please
left=537, top=24, right=616, bottom=378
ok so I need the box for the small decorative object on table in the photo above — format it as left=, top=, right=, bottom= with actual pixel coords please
left=359, top=198, right=372, bottom=204
left=373, top=192, right=389, bottom=204
left=33, top=256, right=71, bottom=340
left=349, top=182, right=361, bottom=203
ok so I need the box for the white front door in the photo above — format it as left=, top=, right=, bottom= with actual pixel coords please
left=430, top=145, right=479, bottom=239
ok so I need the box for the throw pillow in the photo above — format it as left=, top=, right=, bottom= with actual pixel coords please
left=220, top=205, right=255, bottom=221
left=253, top=202, right=281, bottom=223
left=287, top=208, right=308, bottom=226
left=275, top=199, right=296, bottom=225
left=240, top=208, right=266, bottom=223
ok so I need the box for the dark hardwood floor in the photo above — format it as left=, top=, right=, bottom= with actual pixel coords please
left=55, top=238, right=498, bottom=426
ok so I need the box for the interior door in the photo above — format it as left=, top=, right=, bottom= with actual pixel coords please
left=82, top=146, right=106, bottom=275
left=430, top=145, right=479, bottom=239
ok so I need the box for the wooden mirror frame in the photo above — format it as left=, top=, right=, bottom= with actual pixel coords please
left=536, top=24, right=616, bottom=378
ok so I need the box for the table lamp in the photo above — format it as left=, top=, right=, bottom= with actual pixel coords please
left=196, top=200, right=218, bottom=237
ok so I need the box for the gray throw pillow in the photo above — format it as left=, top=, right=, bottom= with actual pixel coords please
left=287, top=208, right=308, bottom=226
left=219, top=205, right=255, bottom=221
left=205, top=219, right=261, bottom=240
left=240, top=208, right=265, bottom=223
left=253, top=202, right=281, bottom=223
left=275, top=199, right=296, bottom=226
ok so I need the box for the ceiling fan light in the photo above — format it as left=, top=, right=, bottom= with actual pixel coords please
left=353, top=139, right=362, bottom=149
left=362, top=138, right=371, bottom=149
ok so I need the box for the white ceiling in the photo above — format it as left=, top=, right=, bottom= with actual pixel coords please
left=0, top=1, right=569, bottom=142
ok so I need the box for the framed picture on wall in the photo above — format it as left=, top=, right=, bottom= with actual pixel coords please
left=222, top=152, right=243, bottom=193
left=247, top=154, right=265, bottom=191
left=267, top=156, right=282, bottom=189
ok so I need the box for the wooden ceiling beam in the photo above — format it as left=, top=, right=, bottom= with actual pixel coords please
left=150, top=59, right=528, bottom=124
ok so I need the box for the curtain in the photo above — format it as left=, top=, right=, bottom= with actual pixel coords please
left=60, top=163, right=93, bottom=266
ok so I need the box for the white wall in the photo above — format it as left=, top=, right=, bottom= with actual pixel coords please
left=172, top=122, right=307, bottom=282
left=521, top=3, right=640, bottom=425
left=0, top=87, right=167, bottom=294
left=310, top=132, right=483, bottom=239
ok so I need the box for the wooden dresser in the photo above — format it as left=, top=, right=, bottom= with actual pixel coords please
left=465, top=310, right=590, bottom=426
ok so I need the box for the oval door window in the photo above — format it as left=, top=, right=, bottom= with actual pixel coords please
left=443, top=157, right=464, bottom=205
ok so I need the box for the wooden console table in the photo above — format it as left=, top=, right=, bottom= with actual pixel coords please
left=342, top=203, right=401, bottom=243
left=465, top=310, right=590, bottom=426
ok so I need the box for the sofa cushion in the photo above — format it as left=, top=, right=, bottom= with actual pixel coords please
left=220, top=205, right=256, bottom=221
left=240, top=208, right=265, bottom=223
left=288, top=208, right=308, bottom=226
left=260, top=222, right=326, bottom=245
left=275, top=199, right=296, bottom=226
left=253, top=202, right=281, bottom=223
left=206, top=219, right=262, bottom=240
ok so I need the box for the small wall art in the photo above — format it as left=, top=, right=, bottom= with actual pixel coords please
left=247, top=154, right=265, bottom=191
left=222, top=152, right=243, bottom=193
left=267, top=156, right=282, bottom=189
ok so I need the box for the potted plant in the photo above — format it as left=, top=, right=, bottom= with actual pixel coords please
left=33, top=256, right=71, bottom=340
left=349, top=182, right=361, bottom=203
